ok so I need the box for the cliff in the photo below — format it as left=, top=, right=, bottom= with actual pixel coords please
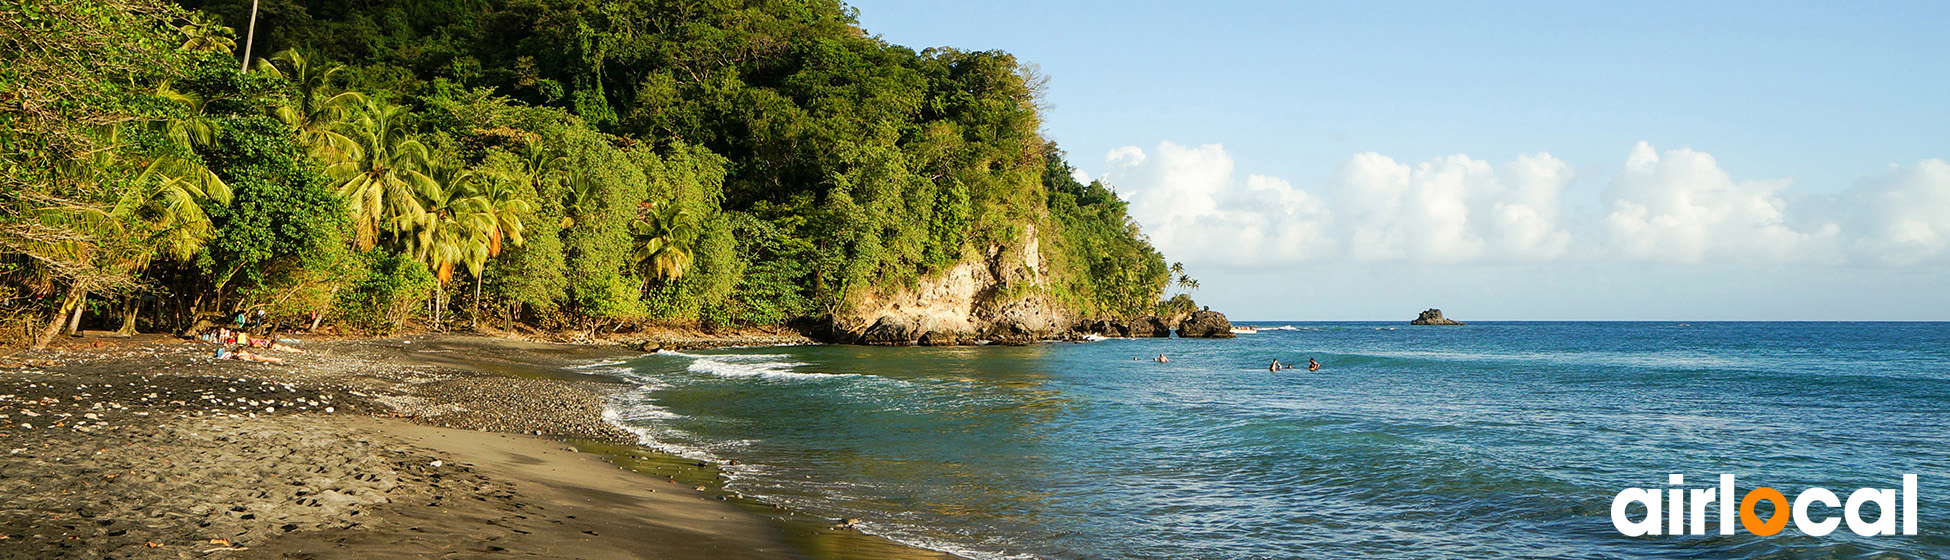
left=804, top=226, right=1070, bottom=346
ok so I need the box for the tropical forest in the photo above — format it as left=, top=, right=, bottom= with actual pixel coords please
left=0, top=0, right=1186, bottom=348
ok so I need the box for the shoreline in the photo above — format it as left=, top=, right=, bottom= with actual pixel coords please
left=0, top=331, right=956, bottom=559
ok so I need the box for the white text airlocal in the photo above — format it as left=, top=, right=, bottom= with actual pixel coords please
left=1612, top=474, right=1917, bottom=537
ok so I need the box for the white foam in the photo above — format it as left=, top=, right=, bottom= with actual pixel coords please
left=600, top=407, right=722, bottom=461
left=664, top=350, right=857, bottom=381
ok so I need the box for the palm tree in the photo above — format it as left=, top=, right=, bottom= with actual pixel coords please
left=629, top=201, right=697, bottom=291
left=413, top=164, right=493, bottom=284
left=1168, top=261, right=1199, bottom=292
left=27, top=119, right=229, bottom=344
left=557, top=165, right=598, bottom=229
left=326, top=100, right=436, bottom=251
left=119, top=150, right=231, bottom=262
left=256, top=50, right=364, bottom=161
left=177, top=14, right=235, bottom=54
left=477, top=172, right=531, bottom=258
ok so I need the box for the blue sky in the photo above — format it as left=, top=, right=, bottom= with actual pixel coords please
left=847, top=1, right=1950, bottom=320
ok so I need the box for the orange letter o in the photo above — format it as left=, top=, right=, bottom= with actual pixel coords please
left=1741, top=487, right=1790, bottom=536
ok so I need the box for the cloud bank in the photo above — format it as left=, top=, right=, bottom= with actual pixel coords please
left=1100, top=141, right=1950, bottom=267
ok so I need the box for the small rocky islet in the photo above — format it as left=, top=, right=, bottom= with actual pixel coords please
left=1409, top=309, right=1467, bottom=326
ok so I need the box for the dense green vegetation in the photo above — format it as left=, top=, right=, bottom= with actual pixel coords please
left=0, top=0, right=1176, bottom=347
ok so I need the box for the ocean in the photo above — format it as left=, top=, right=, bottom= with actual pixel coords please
left=597, top=322, right=1950, bottom=559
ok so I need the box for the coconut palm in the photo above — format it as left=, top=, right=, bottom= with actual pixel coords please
left=326, top=100, right=435, bottom=251
left=629, top=201, right=697, bottom=289
left=27, top=120, right=228, bottom=344
left=1168, top=261, right=1198, bottom=291
left=255, top=50, right=364, bottom=162
left=413, top=164, right=494, bottom=284
left=120, top=150, right=231, bottom=262
left=152, top=83, right=218, bottom=151
left=177, top=14, right=235, bottom=54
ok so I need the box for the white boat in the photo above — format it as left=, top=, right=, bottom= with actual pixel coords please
left=1230, top=326, right=1258, bottom=334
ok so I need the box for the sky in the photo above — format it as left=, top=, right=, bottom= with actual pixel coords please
left=844, top=1, right=1950, bottom=320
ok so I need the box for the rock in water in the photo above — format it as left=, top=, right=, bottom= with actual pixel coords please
left=1409, top=308, right=1466, bottom=325
left=1175, top=310, right=1236, bottom=338
left=1126, top=316, right=1173, bottom=338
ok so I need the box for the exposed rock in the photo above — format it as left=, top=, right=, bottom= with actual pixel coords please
left=1127, top=316, right=1172, bottom=338
left=798, top=224, right=1072, bottom=345
left=859, top=316, right=920, bottom=345
left=1074, top=319, right=1136, bottom=338
left=1409, top=308, right=1466, bottom=326
left=1175, top=310, right=1236, bottom=338
left=981, top=320, right=1039, bottom=346
left=917, top=331, right=968, bottom=346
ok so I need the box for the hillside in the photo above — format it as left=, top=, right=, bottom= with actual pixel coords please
left=0, top=0, right=1179, bottom=346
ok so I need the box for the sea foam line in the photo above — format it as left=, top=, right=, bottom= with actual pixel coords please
left=662, top=350, right=859, bottom=381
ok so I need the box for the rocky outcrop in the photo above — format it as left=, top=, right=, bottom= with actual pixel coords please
left=1409, top=308, right=1466, bottom=325
left=799, top=224, right=1072, bottom=346
left=1073, top=317, right=1172, bottom=338
left=1175, top=310, right=1235, bottom=338
left=1074, top=319, right=1129, bottom=338
left=858, top=315, right=921, bottom=345
left=1127, top=316, right=1172, bottom=338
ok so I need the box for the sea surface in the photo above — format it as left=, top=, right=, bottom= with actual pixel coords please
left=597, top=322, right=1950, bottom=559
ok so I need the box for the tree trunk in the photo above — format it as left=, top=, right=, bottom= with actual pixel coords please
left=471, top=271, right=484, bottom=330
left=117, top=295, right=139, bottom=335
left=240, top=0, right=260, bottom=72
left=64, top=290, right=86, bottom=335
left=308, top=285, right=337, bottom=331
left=33, top=285, right=86, bottom=349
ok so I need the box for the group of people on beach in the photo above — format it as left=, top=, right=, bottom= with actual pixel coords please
left=200, top=313, right=308, bottom=364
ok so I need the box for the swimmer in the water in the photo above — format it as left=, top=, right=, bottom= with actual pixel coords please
left=1155, top=354, right=1169, bottom=363
left=1308, top=358, right=1320, bottom=372
left=1269, top=360, right=1281, bottom=371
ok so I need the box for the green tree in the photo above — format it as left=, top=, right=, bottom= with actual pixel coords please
left=326, top=99, right=433, bottom=251
left=255, top=49, right=364, bottom=162
left=175, top=12, right=234, bottom=54
left=628, top=201, right=695, bottom=288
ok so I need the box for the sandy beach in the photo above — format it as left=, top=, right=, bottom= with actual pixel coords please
left=0, top=332, right=946, bottom=559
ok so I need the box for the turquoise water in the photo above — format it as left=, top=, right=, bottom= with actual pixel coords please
left=600, top=322, right=1950, bottom=559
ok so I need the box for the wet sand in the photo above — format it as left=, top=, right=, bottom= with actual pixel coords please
left=0, top=333, right=946, bottom=559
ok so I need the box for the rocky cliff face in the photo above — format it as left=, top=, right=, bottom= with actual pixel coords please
left=806, top=225, right=1071, bottom=346
left=1176, top=310, right=1235, bottom=338
left=1409, top=308, right=1466, bottom=325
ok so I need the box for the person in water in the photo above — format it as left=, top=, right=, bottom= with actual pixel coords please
left=1308, top=358, right=1321, bottom=371
left=1155, top=354, right=1170, bottom=363
left=1269, top=359, right=1282, bottom=371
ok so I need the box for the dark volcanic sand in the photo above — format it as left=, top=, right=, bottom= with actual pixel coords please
left=0, top=334, right=821, bottom=559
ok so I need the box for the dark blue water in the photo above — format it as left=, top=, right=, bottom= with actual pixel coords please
left=600, top=322, right=1950, bottom=559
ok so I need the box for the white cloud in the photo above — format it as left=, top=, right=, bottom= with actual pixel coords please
left=1832, top=159, right=1950, bottom=266
left=1104, top=142, right=1573, bottom=265
left=1097, top=141, right=1950, bottom=268
left=1598, top=142, right=1828, bottom=264
left=1105, top=142, right=1334, bottom=265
